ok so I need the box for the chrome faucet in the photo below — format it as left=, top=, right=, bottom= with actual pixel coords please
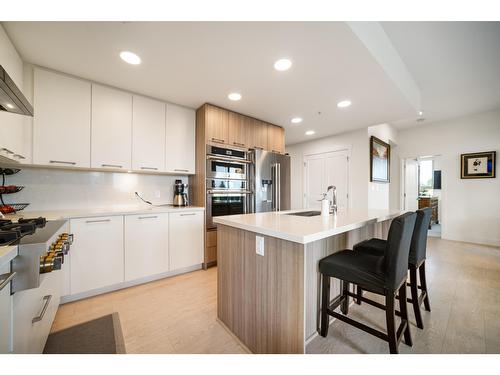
left=326, top=185, right=337, bottom=214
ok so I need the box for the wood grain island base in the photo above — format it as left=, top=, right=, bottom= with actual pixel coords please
left=215, top=210, right=398, bottom=354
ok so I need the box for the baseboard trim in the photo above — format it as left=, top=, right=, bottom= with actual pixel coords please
left=60, top=264, right=203, bottom=304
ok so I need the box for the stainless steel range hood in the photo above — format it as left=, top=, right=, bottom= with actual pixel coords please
left=0, top=65, right=33, bottom=117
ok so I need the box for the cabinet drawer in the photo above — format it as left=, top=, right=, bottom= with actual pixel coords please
left=206, top=229, right=217, bottom=247
left=13, top=270, right=62, bottom=353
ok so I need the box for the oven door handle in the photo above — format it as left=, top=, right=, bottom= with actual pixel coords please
left=207, top=190, right=253, bottom=195
left=206, top=155, right=252, bottom=164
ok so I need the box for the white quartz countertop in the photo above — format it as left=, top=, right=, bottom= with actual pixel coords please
left=0, top=245, right=17, bottom=266
left=213, top=209, right=405, bottom=244
left=4, top=205, right=205, bottom=221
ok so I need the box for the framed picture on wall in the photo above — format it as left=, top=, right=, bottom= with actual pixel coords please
left=461, top=151, right=496, bottom=179
left=370, top=136, right=390, bottom=183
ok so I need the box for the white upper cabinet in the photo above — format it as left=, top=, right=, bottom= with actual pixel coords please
left=165, top=103, right=195, bottom=174
left=33, top=68, right=91, bottom=168
left=91, top=84, right=132, bottom=170
left=132, top=95, right=166, bottom=172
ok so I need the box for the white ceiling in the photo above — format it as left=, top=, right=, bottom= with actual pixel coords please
left=3, top=22, right=500, bottom=144
left=381, top=21, right=500, bottom=128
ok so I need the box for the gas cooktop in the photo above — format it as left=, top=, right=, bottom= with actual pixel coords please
left=0, top=217, right=47, bottom=246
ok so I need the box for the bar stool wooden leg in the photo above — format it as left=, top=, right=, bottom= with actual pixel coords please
left=320, top=275, right=330, bottom=337
left=410, top=267, right=424, bottom=329
left=419, top=261, right=431, bottom=312
left=398, top=283, right=413, bottom=347
left=385, top=292, right=398, bottom=354
left=341, top=281, right=349, bottom=315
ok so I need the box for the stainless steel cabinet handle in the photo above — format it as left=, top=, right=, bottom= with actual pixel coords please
left=180, top=213, right=196, bottom=216
left=85, top=219, right=111, bottom=224
left=101, top=164, right=122, bottom=168
left=233, top=142, right=245, bottom=147
left=50, top=160, right=76, bottom=165
left=0, top=272, right=16, bottom=292
left=174, top=169, right=189, bottom=172
left=32, top=295, right=52, bottom=323
left=140, top=167, right=158, bottom=170
left=254, top=146, right=264, bottom=150
left=13, top=154, right=26, bottom=160
left=211, top=137, right=225, bottom=144
left=138, top=216, right=158, bottom=219
left=272, top=150, right=281, bottom=154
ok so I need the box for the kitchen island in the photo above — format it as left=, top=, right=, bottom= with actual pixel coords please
left=213, top=209, right=403, bottom=354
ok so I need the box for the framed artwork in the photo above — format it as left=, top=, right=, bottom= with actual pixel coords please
left=461, top=151, right=496, bottom=179
left=370, top=136, right=390, bottom=183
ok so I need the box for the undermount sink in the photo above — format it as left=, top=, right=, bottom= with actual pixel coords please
left=285, top=210, right=322, bottom=217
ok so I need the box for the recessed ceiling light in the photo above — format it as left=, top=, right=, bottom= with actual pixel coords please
left=228, top=92, right=242, bottom=101
left=305, top=130, right=315, bottom=136
left=120, top=51, right=141, bottom=65
left=418, top=110, right=424, bottom=116
left=291, top=117, right=303, bottom=124
left=274, top=58, right=292, bottom=71
left=337, top=100, right=352, bottom=108
left=5, top=103, right=14, bottom=109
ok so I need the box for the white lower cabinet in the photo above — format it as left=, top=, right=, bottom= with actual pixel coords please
left=70, top=216, right=124, bottom=295
left=124, top=213, right=169, bottom=281
left=0, top=262, right=13, bottom=353
left=169, top=211, right=204, bottom=271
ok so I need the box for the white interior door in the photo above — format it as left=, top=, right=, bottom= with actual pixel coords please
left=404, top=158, right=419, bottom=211
left=304, top=150, right=349, bottom=210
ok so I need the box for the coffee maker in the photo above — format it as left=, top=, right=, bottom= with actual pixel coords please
left=173, top=180, right=189, bottom=206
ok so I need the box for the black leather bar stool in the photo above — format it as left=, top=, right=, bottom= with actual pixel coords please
left=318, top=212, right=417, bottom=354
left=354, top=208, right=432, bottom=329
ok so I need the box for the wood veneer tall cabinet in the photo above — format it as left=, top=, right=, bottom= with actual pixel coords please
left=190, top=103, right=286, bottom=268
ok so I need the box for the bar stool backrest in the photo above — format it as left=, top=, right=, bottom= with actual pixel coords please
left=383, top=212, right=417, bottom=291
left=409, top=207, right=432, bottom=266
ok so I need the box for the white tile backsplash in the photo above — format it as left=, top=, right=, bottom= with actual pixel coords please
left=3, top=167, right=187, bottom=211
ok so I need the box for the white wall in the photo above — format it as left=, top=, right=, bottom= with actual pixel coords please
left=286, top=124, right=400, bottom=213
left=4, top=168, right=186, bottom=211
left=398, top=109, right=500, bottom=247
left=367, top=123, right=399, bottom=210
left=287, top=128, right=369, bottom=211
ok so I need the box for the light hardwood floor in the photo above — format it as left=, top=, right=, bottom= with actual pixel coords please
left=51, top=237, right=500, bottom=354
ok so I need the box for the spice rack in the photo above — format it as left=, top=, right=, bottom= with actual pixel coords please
left=0, top=168, right=29, bottom=214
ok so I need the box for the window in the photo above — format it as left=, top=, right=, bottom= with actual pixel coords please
left=419, top=159, right=433, bottom=196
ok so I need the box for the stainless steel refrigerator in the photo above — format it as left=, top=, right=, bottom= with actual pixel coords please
left=250, top=150, right=291, bottom=213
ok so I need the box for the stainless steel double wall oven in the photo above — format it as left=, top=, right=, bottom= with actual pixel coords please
left=205, top=145, right=252, bottom=229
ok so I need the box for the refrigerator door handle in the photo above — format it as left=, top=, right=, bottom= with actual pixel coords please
left=277, top=163, right=281, bottom=211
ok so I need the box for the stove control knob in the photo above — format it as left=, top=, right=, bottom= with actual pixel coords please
left=53, top=256, right=63, bottom=271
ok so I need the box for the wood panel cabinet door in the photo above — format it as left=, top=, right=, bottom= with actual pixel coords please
left=169, top=211, right=204, bottom=271
left=252, top=119, right=268, bottom=150
left=165, top=103, right=196, bottom=174
left=124, top=213, right=169, bottom=281
left=91, top=84, right=132, bottom=170
left=228, top=112, right=246, bottom=148
left=205, top=105, right=229, bottom=145
left=33, top=68, right=91, bottom=168
left=267, top=124, right=285, bottom=154
left=132, top=95, right=166, bottom=172
left=70, top=216, right=124, bottom=295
